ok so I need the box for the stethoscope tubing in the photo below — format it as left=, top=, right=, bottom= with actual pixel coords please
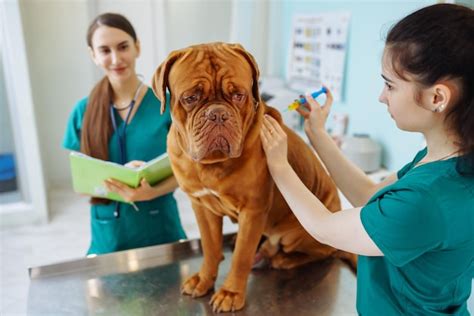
left=108, top=82, right=143, bottom=218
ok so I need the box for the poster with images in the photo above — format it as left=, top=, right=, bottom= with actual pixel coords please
left=287, top=12, right=350, bottom=102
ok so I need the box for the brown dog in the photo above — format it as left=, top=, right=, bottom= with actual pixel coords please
left=152, top=43, right=356, bottom=313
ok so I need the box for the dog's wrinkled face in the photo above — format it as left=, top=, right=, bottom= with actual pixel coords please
left=153, top=43, right=261, bottom=164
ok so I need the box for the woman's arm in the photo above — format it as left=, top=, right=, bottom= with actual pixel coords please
left=148, top=175, right=179, bottom=197
left=270, top=162, right=382, bottom=256
left=297, top=90, right=394, bottom=206
left=308, top=128, right=396, bottom=205
left=261, top=115, right=383, bottom=256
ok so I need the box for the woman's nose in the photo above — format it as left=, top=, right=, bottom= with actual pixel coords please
left=378, top=90, right=387, bottom=104
left=110, top=50, right=120, bottom=65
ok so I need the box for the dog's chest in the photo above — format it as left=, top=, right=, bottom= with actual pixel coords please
left=189, top=187, right=240, bottom=220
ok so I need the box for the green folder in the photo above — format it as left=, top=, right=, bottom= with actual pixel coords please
left=69, top=152, right=173, bottom=203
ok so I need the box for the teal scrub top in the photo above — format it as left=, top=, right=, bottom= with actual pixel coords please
left=63, top=88, right=186, bottom=255
left=358, top=148, right=474, bottom=315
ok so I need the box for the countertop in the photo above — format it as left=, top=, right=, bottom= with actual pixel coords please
left=28, top=233, right=357, bottom=315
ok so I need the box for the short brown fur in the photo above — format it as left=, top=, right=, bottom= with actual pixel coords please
left=152, top=42, right=356, bottom=313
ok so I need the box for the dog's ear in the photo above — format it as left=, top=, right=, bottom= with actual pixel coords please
left=152, top=50, right=184, bottom=114
left=229, top=43, right=261, bottom=105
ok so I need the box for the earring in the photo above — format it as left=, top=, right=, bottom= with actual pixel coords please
left=434, top=104, right=446, bottom=113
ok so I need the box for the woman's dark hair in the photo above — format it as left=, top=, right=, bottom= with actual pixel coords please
left=81, top=13, right=137, bottom=204
left=386, top=4, right=474, bottom=175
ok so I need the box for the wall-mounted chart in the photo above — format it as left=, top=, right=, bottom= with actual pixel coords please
left=287, top=12, right=350, bottom=102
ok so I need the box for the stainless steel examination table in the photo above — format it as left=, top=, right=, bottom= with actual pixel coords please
left=28, top=234, right=357, bottom=315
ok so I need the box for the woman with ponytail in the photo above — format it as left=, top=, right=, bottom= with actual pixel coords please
left=63, top=13, right=186, bottom=255
left=260, top=4, right=473, bottom=315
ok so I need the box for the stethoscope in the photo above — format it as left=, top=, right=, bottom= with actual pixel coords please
left=109, top=81, right=143, bottom=217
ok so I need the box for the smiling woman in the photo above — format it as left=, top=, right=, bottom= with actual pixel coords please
left=62, top=13, right=187, bottom=256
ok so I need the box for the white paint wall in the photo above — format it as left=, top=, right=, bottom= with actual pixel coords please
left=229, top=0, right=269, bottom=76
left=167, top=0, right=232, bottom=52
left=20, top=0, right=95, bottom=189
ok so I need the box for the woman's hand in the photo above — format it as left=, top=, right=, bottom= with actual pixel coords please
left=104, top=160, right=154, bottom=202
left=104, top=178, right=155, bottom=202
left=260, top=115, right=290, bottom=172
left=296, top=86, right=334, bottom=138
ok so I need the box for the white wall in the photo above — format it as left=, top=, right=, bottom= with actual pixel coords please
left=229, top=0, right=269, bottom=76
left=20, top=0, right=95, bottom=190
left=167, top=0, right=232, bottom=52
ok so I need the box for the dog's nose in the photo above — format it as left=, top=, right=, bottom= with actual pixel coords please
left=207, top=108, right=229, bottom=124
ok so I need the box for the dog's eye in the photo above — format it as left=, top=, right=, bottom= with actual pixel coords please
left=232, top=93, right=245, bottom=102
left=184, top=95, right=199, bottom=104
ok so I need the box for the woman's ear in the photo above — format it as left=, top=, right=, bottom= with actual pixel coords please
left=428, top=83, right=451, bottom=113
left=135, top=39, right=141, bottom=58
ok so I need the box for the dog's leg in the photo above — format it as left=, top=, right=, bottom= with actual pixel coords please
left=273, top=230, right=338, bottom=269
left=254, top=217, right=301, bottom=266
left=252, top=237, right=279, bottom=269
left=181, top=203, right=223, bottom=298
left=270, top=251, right=318, bottom=269
left=210, top=210, right=267, bottom=313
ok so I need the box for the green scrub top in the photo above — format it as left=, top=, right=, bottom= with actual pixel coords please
left=358, top=148, right=474, bottom=315
left=63, top=88, right=186, bottom=255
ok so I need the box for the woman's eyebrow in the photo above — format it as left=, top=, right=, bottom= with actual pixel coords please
left=97, top=41, right=129, bottom=50
left=381, top=74, right=394, bottom=83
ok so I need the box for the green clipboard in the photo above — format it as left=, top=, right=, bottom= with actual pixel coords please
left=69, top=151, right=173, bottom=203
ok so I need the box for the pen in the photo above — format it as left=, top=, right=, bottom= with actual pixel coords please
left=286, top=87, right=328, bottom=111
left=130, top=202, right=140, bottom=211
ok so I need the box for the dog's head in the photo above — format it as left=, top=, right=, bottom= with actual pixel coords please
left=152, top=42, right=262, bottom=164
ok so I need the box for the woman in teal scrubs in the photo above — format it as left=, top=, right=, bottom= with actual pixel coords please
left=260, top=4, right=473, bottom=315
left=63, top=13, right=186, bottom=255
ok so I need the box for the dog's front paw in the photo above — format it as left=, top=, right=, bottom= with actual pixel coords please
left=210, top=288, right=245, bottom=313
left=181, top=273, right=214, bottom=298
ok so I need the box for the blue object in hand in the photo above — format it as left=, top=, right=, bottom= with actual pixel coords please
left=298, top=87, right=328, bottom=105
left=287, top=87, right=328, bottom=111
